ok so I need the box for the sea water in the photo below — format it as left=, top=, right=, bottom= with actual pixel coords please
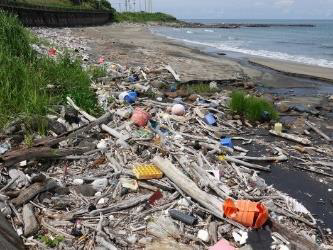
left=152, top=19, right=333, bottom=68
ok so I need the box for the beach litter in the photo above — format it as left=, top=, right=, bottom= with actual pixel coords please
left=0, top=26, right=332, bottom=250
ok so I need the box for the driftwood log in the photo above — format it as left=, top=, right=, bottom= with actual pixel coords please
left=1, top=147, right=91, bottom=167
left=269, top=130, right=311, bottom=145
left=305, top=121, right=331, bottom=142
left=35, top=112, right=112, bottom=147
left=12, top=179, right=58, bottom=206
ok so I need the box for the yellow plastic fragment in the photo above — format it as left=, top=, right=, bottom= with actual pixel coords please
left=133, top=164, right=163, bottom=180
left=218, top=155, right=226, bottom=161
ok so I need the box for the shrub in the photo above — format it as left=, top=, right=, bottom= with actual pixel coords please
left=229, top=90, right=278, bottom=122
left=115, top=12, right=177, bottom=23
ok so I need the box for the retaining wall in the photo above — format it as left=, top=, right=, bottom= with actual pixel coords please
left=0, top=2, right=113, bottom=27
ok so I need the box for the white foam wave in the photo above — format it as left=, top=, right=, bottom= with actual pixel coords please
left=204, top=29, right=214, bottom=33
left=186, top=30, right=193, bottom=34
left=160, top=35, right=333, bottom=69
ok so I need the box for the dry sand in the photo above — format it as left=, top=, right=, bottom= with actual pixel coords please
left=72, top=23, right=263, bottom=82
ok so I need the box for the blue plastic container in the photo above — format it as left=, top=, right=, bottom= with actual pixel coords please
left=203, top=113, right=217, bottom=126
left=220, top=137, right=233, bottom=148
left=124, top=91, right=138, bottom=104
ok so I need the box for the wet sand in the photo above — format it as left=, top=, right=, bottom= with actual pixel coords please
left=249, top=57, right=333, bottom=83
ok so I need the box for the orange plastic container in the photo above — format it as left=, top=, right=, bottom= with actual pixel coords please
left=131, top=108, right=150, bottom=127
left=222, top=198, right=268, bottom=228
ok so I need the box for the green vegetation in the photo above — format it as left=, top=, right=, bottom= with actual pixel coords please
left=115, top=11, right=177, bottom=23
left=230, top=91, right=278, bottom=122
left=0, top=11, right=99, bottom=130
left=9, top=0, right=114, bottom=10
left=38, top=235, right=64, bottom=248
left=88, top=65, right=107, bottom=80
left=186, top=83, right=218, bottom=94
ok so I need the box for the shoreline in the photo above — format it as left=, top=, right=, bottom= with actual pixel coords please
left=151, top=27, right=333, bottom=83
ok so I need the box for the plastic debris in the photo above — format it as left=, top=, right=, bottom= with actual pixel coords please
left=171, top=104, right=185, bottom=116
left=120, top=178, right=138, bottom=190
left=204, top=113, right=217, bottom=126
left=48, top=48, right=56, bottom=56
left=232, top=230, right=248, bottom=245
left=0, top=142, right=11, bottom=155
left=169, top=209, right=197, bottom=225
left=148, top=190, right=163, bottom=205
left=197, top=229, right=210, bottom=242
left=98, top=56, right=105, bottom=64
left=73, top=179, right=84, bottom=185
left=209, top=239, right=235, bottom=250
left=223, top=198, right=268, bottom=228
left=133, top=164, right=163, bottom=180
left=124, top=91, right=138, bottom=104
left=275, top=123, right=283, bottom=134
left=131, top=108, right=150, bottom=127
left=220, top=138, right=233, bottom=148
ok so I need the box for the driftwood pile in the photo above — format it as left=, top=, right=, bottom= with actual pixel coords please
left=0, top=27, right=332, bottom=250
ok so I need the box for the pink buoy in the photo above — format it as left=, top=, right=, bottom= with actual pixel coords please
left=171, top=104, right=185, bottom=116
left=131, top=108, right=150, bottom=127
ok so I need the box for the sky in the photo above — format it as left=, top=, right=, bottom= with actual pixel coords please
left=108, top=0, right=333, bottom=19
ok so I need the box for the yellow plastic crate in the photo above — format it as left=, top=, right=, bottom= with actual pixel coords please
left=133, top=164, right=163, bottom=180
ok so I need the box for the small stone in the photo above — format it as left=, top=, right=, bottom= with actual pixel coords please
left=91, top=178, right=108, bottom=191
left=117, top=230, right=127, bottom=235
left=8, top=168, right=28, bottom=188
left=108, top=215, right=115, bottom=221
left=188, top=94, right=199, bottom=102
left=16, top=227, right=23, bottom=236
left=276, top=102, right=289, bottom=113
left=97, top=198, right=108, bottom=204
left=138, top=237, right=153, bottom=245
left=0, top=202, right=12, bottom=217
left=177, top=197, right=191, bottom=207
left=127, top=234, right=138, bottom=244
left=156, top=97, right=163, bottom=102
left=244, top=82, right=255, bottom=89
left=95, top=191, right=102, bottom=197
left=197, top=229, right=209, bottom=242
left=47, top=118, right=67, bottom=135
left=19, top=161, right=27, bottom=167
left=22, top=204, right=39, bottom=237
left=73, top=179, right=84, bottom=185
left=65, top=106, right=80, bottom=124
left=328, top=189, right=332, bottom=192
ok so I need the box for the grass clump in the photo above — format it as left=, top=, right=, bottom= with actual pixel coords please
left=88, top=65, right=107, bottom=80
left=186, top=83, right=218, bottom=94
left=115, top=12, right=177, bottom=23
left=38, top=234, right=64, bottom=248
left=230, top=91, right=278, bottom=122
left=0, top=11, right=99, bottom=130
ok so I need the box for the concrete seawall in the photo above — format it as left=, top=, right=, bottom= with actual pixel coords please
left=0, top=3, right=113, bottom=27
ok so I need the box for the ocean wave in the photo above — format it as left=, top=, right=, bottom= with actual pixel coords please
left=186, top=30, right=193, bottom=34
left=276, top=41, right=315, bottom=46
left=204, top=29, right=214, bottom=32
left=160, top=35, right=333, bottom=69
left=320, top=44, right=333, bottom=49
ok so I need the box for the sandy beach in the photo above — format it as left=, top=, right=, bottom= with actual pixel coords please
left=73, top=23, right=333, bottom=89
